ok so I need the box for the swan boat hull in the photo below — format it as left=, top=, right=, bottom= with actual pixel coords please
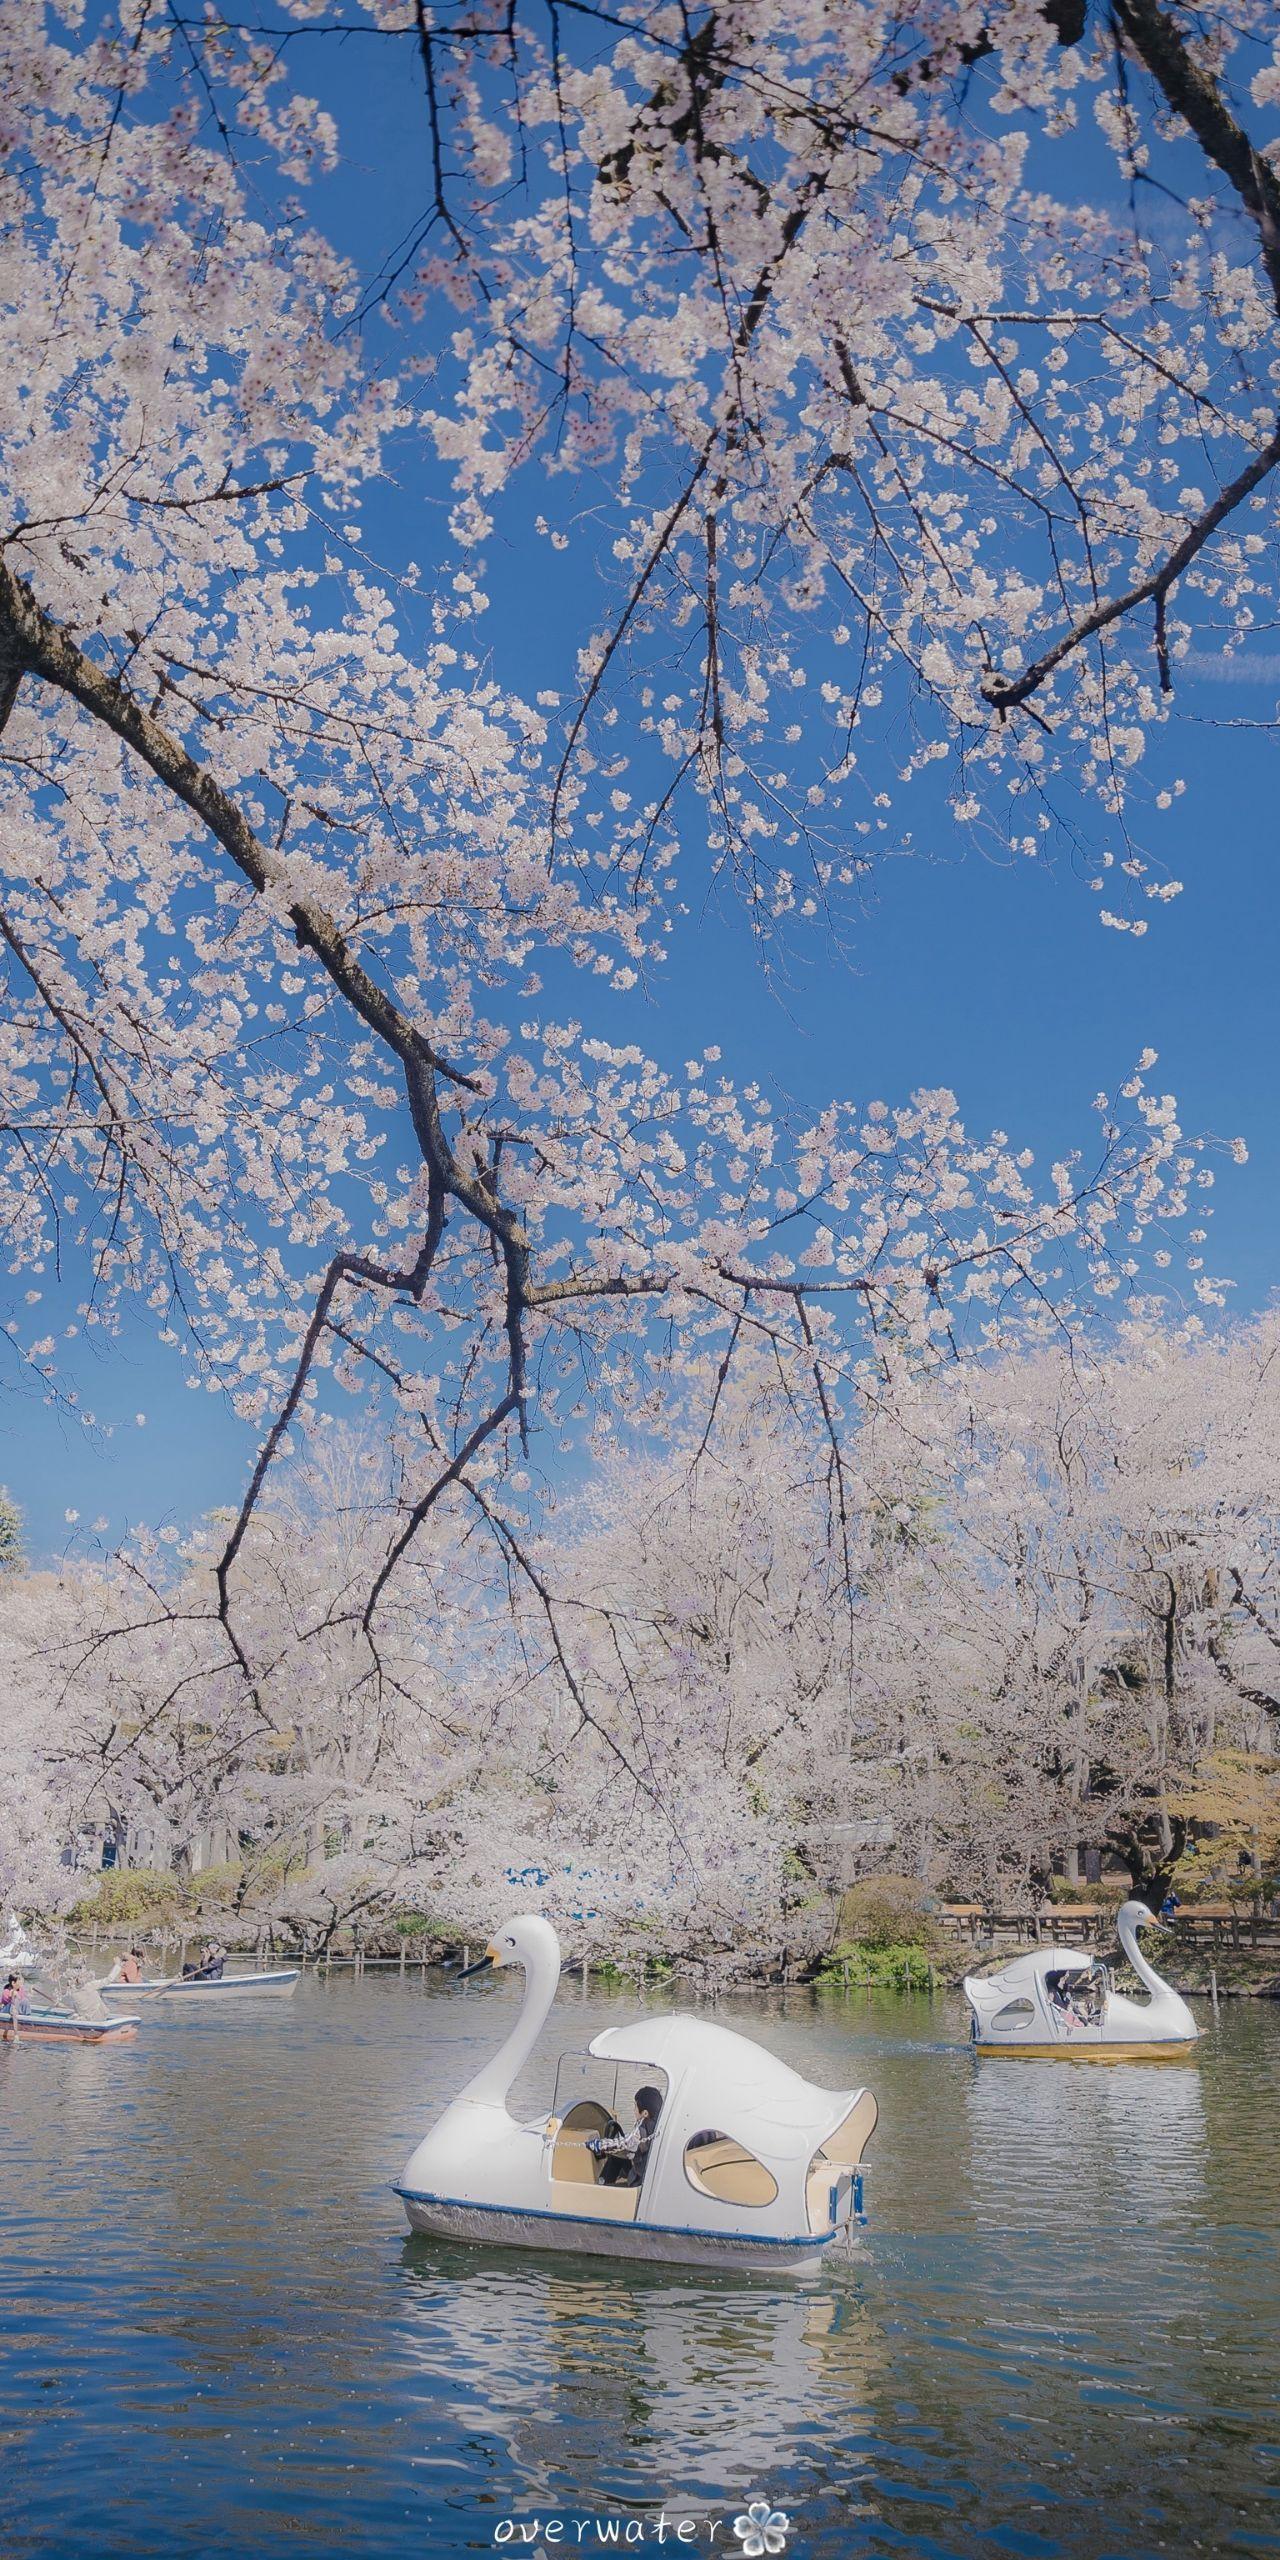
left=2, top=2006, right=141, bottom=2044
left=970, top=2036, right=1198, bottom=2061
left=396, top=2184, right=843, bottom=2274
left=99, top=1967, right=299, bottom=2004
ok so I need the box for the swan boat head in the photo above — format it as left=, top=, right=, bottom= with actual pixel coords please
left=396, top=1912, right=879, bottom=2272
left=458, top=1913, right=561, bottom=1986
left=963, top=1896, right=1200, bottom=2057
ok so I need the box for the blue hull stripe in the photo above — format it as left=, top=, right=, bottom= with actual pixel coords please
left=394, top=2184, right=839, bottom=2250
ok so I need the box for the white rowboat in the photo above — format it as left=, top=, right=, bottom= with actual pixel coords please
left=99, top=1966, right=299, bottom=2004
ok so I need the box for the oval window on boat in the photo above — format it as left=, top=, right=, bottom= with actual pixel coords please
left=684, top=2131, right=778, bottom=2208
left=992, top=1998, right=1036, bottom=2028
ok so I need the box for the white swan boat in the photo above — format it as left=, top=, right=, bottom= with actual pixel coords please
left=964, top=1898, right=1199, bottom=2057
left=99, top=1963, right=299, bottom=2004
left=0, top=1912, right=40, bottom=1968
left=396, top=1915, right=878, bottom=2273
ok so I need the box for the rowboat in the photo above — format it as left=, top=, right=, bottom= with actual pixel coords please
left=98, top=1965, right=299, bottom=2004
left=2, top=2003, right=141, bottom=2044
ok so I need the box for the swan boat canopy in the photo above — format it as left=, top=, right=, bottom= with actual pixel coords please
left=964, top=1899, right=1200, bottom=2058
left=99, top=1965, right=299, bottom=2004
left=396, top=1916, right=878, bottom=2273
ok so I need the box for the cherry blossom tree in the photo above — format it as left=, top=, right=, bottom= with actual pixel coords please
left=0, top=1564, right=100, bottom=1915
left=1, top=1, right=1272, bottom=1878
left=384, top=0, right=1280, bottom=906
left=4, top=1312, right=1279, bottom=1945
left=0, top=1431, right=499, bottom=1944
left=825, top=1309, right=1280, bottom=1902
left=460, top=1309, right=1280, bottom=1930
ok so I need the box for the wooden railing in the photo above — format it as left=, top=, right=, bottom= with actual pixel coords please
left=940, top=1902, right=1280, bottom=1950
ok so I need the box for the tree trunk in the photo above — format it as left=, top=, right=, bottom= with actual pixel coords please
left=1108, top=1814, right=1186, bottom=1913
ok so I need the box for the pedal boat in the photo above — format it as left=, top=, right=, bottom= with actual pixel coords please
left=99, top=1964, right=299, bottom=2004
left=395, top=1915, right=878, bottom=2274
left=0, top=1912, right=40, bottom=1967
left=964, top=1898, right=1199, bottom=2058
left=1, top=2001, right=141, bottom=2044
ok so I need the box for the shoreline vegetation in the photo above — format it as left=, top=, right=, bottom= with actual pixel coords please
left=60, top=1923, right=1280, bottom=1999
left=54, top=1867, right=1280, bottom=2000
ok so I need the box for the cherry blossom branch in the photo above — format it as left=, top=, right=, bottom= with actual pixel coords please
left=451, top=1469, right=675, bottom=1812
left=0, top=558, right=544, bottom=1593
left=550, top=446, right=713, bottom=841
left=985, top=3, right=1280, bottom=712
left=361, top=1388, right=520, bottom=1633
left=214, top=1218, right=444, bottom=1617
left=1111, top=0, right=1280, bottom=315
left=984, top=418, right=1280, bottom=710
left=0, top=561, right=480, bottom=1098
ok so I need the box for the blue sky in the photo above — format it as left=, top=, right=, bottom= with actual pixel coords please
left=6, top=22, right=1279, bottom=1562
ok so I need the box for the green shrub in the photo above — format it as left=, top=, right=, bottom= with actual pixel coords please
left=189, top=1862, right=244, bottom=1908
left=1047, top=1876, right=1128, bottom=1906
left=241, top=1846, right=299, bottom=1888
left=835, top=1874, right=938, bottom=1950
left=819, top=1940, right=936, bottom=1991
left=1225, top=1874, right=1263, bottom=1906
left=1151, top=1868, right=1265, bottom=1909
left=72, top=1867, right=181, bottom=1926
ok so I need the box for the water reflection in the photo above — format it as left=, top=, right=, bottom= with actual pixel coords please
left=398, top=2241, right=884, bottom=2510
left=963, top=2049, right=1208, bottom=2228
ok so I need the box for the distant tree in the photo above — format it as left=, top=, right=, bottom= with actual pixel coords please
left=4, top=1315, right=1280, bottom=1941
left=0, top=1488, right=23, bottom=1576
left=1168, top=1749, right=1280, bottom=1887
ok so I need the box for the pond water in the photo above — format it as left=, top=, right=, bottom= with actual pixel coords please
left=1, top=1969, right=1277, bottom=2560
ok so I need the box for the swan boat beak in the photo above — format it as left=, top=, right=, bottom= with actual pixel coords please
left=457, top=1942, right=500, bottom=1979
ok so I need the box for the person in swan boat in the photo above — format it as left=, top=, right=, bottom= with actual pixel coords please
left=1046, top=1961, right=1108, bottom=2029
left=587, top=2085, right=664, bottom=2187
